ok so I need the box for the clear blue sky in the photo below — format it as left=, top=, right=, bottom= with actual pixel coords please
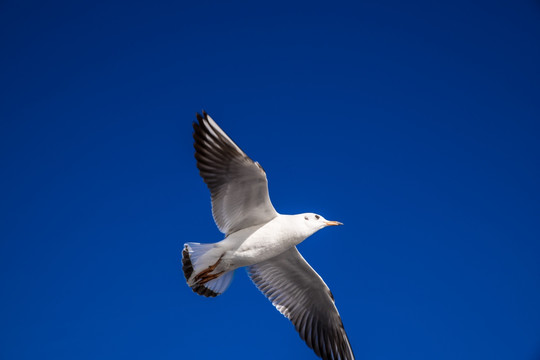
left=1, top=1, right=539, bottom=359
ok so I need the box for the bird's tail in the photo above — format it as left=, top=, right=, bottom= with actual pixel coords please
left=182, top=242, right=234, bottom=297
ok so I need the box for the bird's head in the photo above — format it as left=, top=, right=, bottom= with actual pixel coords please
left=300, top=213, right=343, bottom=235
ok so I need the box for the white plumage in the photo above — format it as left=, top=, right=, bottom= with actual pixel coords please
left=182, top=112, right=354, bottom=360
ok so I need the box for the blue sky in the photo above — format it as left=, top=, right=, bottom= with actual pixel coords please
left=1, top=1, right=539, bottom=359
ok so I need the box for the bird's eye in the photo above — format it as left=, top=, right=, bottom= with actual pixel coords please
left=304, top=216, right=309, bottom=220
left=315, top=215, right=320, bottom=220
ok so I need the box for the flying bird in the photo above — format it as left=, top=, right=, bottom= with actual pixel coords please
left=182, top=112, right=355, bottom=360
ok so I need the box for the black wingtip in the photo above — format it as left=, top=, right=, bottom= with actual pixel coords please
left=182, top=246, right=194, bottom=281
left=182, top=245, right=219, bottom=298
left=192, top=284, right=219, bottom=297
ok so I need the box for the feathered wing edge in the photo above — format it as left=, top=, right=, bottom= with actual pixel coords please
left=192, top=111, right=278, bottom=235
left=247, top=247, right=355, bottom=360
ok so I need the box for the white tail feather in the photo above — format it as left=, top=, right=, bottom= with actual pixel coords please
left=205, top=270, right=234, bottom=294
left=182, top=242, right=234, bottom=297
left=185, top=242, right=215, bottom=275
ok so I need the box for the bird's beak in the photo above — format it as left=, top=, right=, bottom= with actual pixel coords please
left=325, top=221, right=343, bottom=226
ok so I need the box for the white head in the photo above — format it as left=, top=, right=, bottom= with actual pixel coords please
left=298, top=213, right=343, bottom=237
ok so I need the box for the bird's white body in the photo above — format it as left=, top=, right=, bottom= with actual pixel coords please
left=195, top=214, right=323, bottom=274
left=183, top=112, right=355, bottom=360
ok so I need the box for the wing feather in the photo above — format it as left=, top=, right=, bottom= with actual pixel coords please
left=247, top=247, right=355, bottom=360
left=193, top=112, right=278, bottom=235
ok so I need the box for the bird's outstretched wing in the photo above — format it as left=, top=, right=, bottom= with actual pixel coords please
left=247, top=247, right=355, bottom=360
left=193, top=112, right=279, bottom=235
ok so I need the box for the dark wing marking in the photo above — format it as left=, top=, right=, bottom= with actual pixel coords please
left=247, top=247, right=355, bottom=360
left=193, top=112, right=278, bottom=235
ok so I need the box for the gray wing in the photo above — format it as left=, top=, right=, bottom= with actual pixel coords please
left=193, top=112, right=279, bottom=235
left=247, top=247, right=355, bottom=360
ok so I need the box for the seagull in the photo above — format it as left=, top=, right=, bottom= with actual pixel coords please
left=182, top=111, right=355, bottom=360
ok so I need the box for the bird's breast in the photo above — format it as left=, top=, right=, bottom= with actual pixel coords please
left=225, top=217, right=306, bottom=268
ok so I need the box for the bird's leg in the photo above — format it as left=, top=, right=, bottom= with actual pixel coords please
left=197, top=271, right=224, bottom=283
left=193, top=255, right=224, bottom=284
